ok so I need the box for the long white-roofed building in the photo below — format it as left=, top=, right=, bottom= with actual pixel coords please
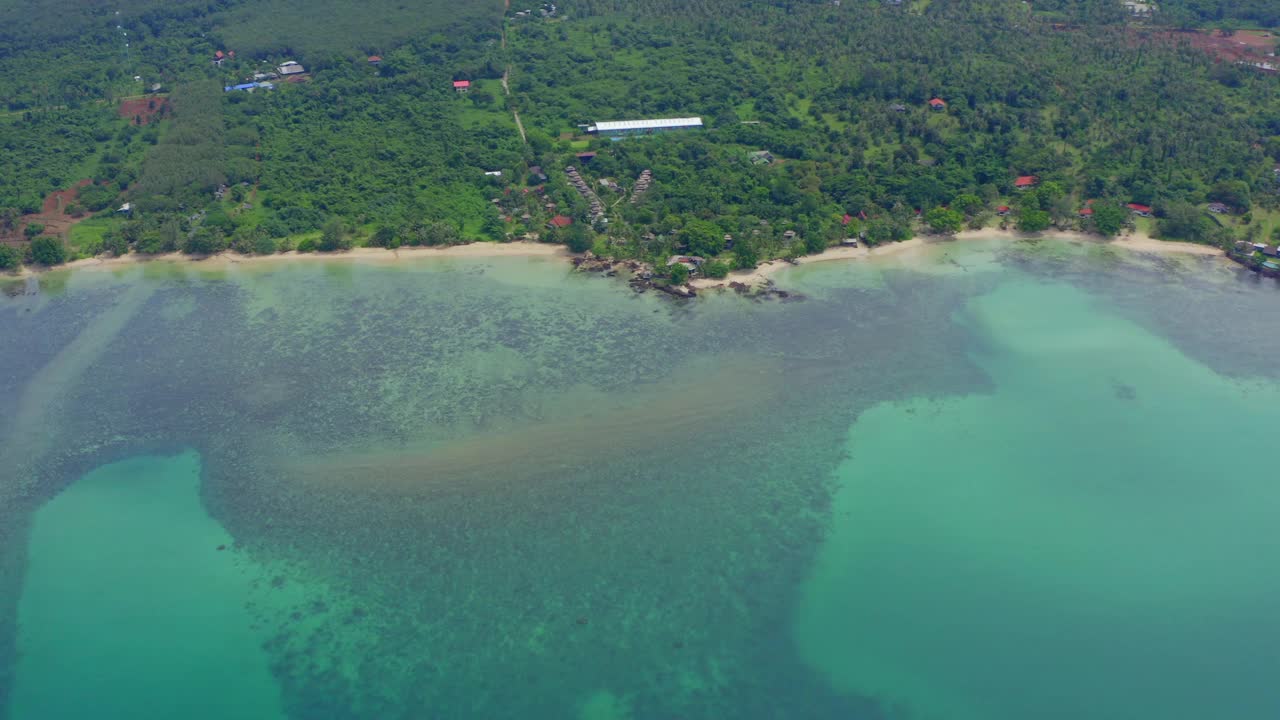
left=586, top=117, right=703, bottom=137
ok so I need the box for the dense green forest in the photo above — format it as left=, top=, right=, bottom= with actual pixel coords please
left=3, top=0, right=1280, bottom=273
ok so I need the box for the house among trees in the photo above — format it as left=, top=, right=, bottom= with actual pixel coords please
left=1079, top=206, right=1093, bottom=218
left=368, top=56, right=382, bottom=64
left=996, top=205, right=1011, bottom=216
left=277, top=61, right=305, bottom=76
left=667, top=255, right=705, bottom=271
left=576, top=151, right=597, bottom=162
left=1207, top=202, right=1229, bottom=213
left=586, top=117, right=703, bottom=137
left=749, top=150, right=775, bottom=165
left=547, top=215, right=573, bottom=229
left=224, top=82, right=274, bottom=92
left=1014, top=175, right=1038, bottom=189
left=213, top=50, right=234, bottom=66
left=928, top=98, right=947, bottom=110
left=1126, top=202, right=1152, bottom=216
left=453, top=80, right=471, bottom=92
left=1122, top=1, right=1154, bottom=16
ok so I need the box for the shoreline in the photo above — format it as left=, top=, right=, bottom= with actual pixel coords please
left=690, top=228, right=1224, bottom=290
left=8, top=242, right=570, bottom=278
left=5, top=229, right=1225, bottom=287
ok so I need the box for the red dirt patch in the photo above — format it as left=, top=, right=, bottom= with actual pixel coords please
left=0, top=180, right=96, bottom=243
left=118, top=96, right=170, bottom=125
left=1150, top=29, right=1279, bottom=66
left=42, top=179, right=92, bottom=215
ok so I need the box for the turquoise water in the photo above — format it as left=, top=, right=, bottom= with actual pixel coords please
left=794, top=278, right=1280, bottom=720
left=2, top=241, right=1279, bottom=719
left=9, top=452, right=285, bottom=719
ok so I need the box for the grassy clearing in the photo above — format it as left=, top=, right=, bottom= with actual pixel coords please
left=455, top=80, right=516, bottom=130
left=66, top=217, right=118, bottom=259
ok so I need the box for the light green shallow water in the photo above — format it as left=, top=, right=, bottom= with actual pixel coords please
left=9, top=451, right=286, bottom=720
left=795, top=278, right=1280, bottom=720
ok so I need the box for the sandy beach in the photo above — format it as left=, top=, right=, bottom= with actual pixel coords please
left=690, top=229, right=1224, bottom=290
left=6, top=229, right=1224, bottom=287
left=9, top=241, right=569, bottom=278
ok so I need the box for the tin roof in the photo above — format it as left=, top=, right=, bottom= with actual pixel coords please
left=588, top=117, right=703, bottom=133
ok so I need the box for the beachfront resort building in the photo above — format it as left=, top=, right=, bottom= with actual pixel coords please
left=586, top=117, right=703, bottom=137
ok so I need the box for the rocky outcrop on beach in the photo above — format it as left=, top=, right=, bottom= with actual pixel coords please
left=572, top=252, right=798, bottom=300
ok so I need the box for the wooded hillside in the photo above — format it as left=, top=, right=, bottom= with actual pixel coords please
left=3, top=0, right=1280, bottom=270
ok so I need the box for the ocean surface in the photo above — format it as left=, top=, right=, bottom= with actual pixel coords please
left=2, top=239, right=1279, bottom=720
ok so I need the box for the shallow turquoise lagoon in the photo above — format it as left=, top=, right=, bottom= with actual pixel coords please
left=10, top=452, right=285, bottom=720
left=794, top=278, right=1280, bottom=720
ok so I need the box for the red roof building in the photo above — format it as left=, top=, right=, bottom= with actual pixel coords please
left=1079, top=207, right=1094, bottom=217
left=1126, top=203, right=1152, bottom=215
left=1014, top=175, right=1038, bottom=189
left=215, top=50, right=225, bottom=59
left=368, top=56, right=383, bottom=64
left=842, top=214, right=853, bottom=226
left=928, top=98, right=947, bottom=109
left=453, top=80, right=471, bottom=90
left=548, top=215, right=573, bottom=228
left=996, top=205, right=1011, bottom=215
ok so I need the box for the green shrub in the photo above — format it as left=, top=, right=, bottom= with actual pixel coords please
left=805, top=233, right=828, bottom=254
left=296, top=237, right=317, bottom=253
left=669, top=262, right=690, bottom=284
left=183, top=229, right=228, bottom=256
left=253, top=234, right=278, bottom=255
left=29, top=236, right=66, bottom=265
left=702, top=260, right=730, bottom=279
left=102, top=231, right=129, bottom=257
left=1016, top=209, right=1051, bottom=233
left=318, top=218, right=351, bottom=251
left=0, top=244, right=20, bottom=270
left=370, top=226, right=397, bottom=248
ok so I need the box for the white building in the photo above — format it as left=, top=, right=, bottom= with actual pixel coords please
left=586, top=117, right=703, bottom=137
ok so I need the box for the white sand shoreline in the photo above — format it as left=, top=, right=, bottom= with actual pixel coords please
left=691, top=229, right=1223, bottom=290
left=5, top=241, right=569, bottom=278
left=5, top=230, right=1224, bottom=287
